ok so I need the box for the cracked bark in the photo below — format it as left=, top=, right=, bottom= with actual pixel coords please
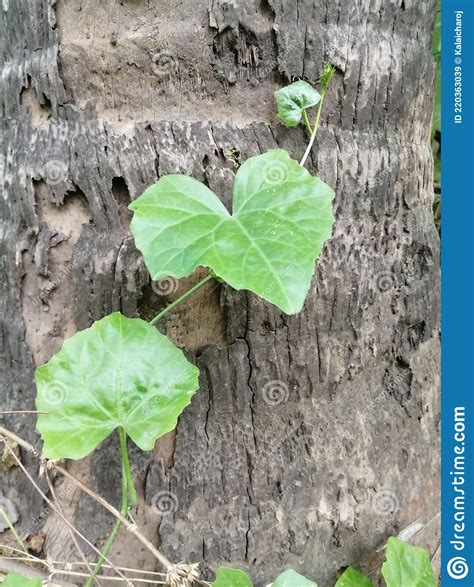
left=1, top=0, right=440, bottom=585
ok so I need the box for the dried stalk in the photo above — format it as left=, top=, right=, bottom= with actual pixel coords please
left=44, top=470, right=99, bottom=585
left=0, top=426, right=184, bottom=574
left=0, top=435, right=130, bottom=584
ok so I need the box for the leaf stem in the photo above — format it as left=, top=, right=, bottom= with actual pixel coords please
left=302, top=110, right=313, bottom=136
left=0, top=434, right=129, bottom=582
left=118, top=426, right=137, bottom=507
left=85, top=462, right=128, bottom=587
left=149, top=273, right=214, bottom=326
left=86, top=427, right=136, bottom=586
left=0, top=424, right=174, bottom=571
left=299, top=87, right=327, bottom=167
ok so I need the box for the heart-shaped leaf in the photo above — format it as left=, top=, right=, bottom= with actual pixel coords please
left=212, top=567, right=253, bottom=586
left=2, top=575, right=42, bottom=587
left=272, top=570, right=317, bottom=586
left=335, top=567, right=373, bottom=587
left=35, top=312, right=199, bottom=459
left=382, top=538, right=437, bottom=587
left=129, top=149, right=334, bottom=315
left=275, top=81, right=321, bottom=127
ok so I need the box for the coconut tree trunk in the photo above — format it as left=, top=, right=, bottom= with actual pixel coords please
left=0, top=0, right=440, bottom=585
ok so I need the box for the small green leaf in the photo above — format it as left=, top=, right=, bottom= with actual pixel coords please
left=212, top=567, right=253, bottom=586
left=335, top=567, right=373, bottom=587
left=382, top=538, right=437, bottom=587
left=275, top=81, right=321, bottom=127
left=35, top=312, right=199, bottom=459
left=2, top=574, right=42, bottom=586
left=319, top=63, right=336, bottom=91
left=272, top=569, right=317, bottom=587
left=129, top=149, right=334, bottom=315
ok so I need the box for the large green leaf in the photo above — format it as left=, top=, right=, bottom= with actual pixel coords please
left=272, top=570, right=317, bottom=586
left=275, top=81, right=321, bottom=127
left=381, top=538, right=437, bottom=587
left=212, top=567, right=253, bottom=586
left=129, top=149, right=334, bottom=315
left=2, top=575, right=42, bottom=586
left=335, top=567, right=373, bottom=587
left=35, top=312, right=199, bottom=459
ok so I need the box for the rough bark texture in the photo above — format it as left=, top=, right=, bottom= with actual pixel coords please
left=1, top=1, right=440, bottom=585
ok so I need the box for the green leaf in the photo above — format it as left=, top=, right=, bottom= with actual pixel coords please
left=129, top=149, right=334, bottom=315
left=212, top=567, right=253, bottom=586
left=272, top=570, right=317, bottom=587
left=2, top=574, right=42, bottom=586
left=382, top=538, right=437, bottom=587
left=335, top=567, right=373, bottom=587
left=275, top=81, right=321, bottom=127
left=320, top=63, right=336, bottom=91
left=35, top=312, right=199, bottom=459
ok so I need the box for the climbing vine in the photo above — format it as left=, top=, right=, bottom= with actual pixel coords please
left=1, top=64, right=436, bottom=587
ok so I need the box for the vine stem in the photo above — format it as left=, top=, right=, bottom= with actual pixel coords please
left=302, top=110, right=313, bottom=135
left=118, top=426, right=137, bottom=506
left=0, top=424, right=174, bottom=572
left=149, top=273, right=214, bottom=325
left=299, top=87, right=328, bottom=168
left=0, top=435, right=130, bottom=583
left=85, top=460, right=128, bottom=586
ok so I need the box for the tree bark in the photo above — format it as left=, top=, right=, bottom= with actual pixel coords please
left=0, top=1, right=440, bottom=585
